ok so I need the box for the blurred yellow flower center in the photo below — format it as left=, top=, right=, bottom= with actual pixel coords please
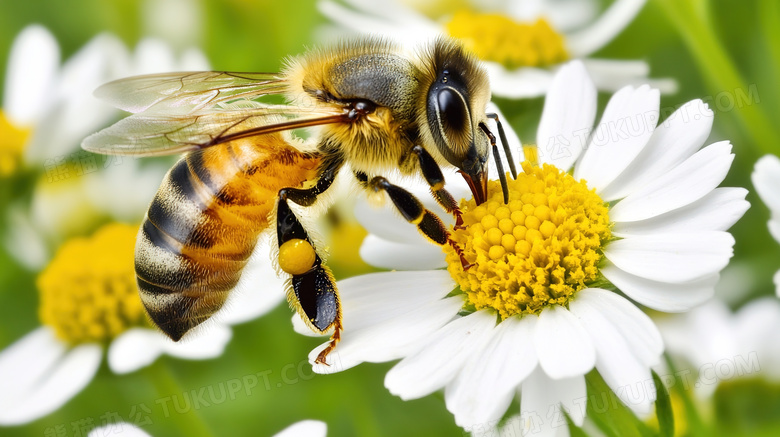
left=445, top=162, right=610, bottom=319
left=38, top=223, right=145, bottom=345
left=446, top=11, right=568, bottom=69
left=0, top=111, right=30, bottom=177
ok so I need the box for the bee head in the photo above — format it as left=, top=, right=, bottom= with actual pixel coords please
left=421, top=38, right=491, bottom=205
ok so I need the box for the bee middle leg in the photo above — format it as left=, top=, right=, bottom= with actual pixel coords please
left=277, top=157, right=343, bottom=365
left=357, top=171, right=473, bottom=269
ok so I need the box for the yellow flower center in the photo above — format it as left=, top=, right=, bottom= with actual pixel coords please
left=445, top=162, right=610, bottom=319
left=446, top=10, right=568, bottom=69
left=38, top=223, right=145, bottom=345
left=0, top=111, right=31, bottom=177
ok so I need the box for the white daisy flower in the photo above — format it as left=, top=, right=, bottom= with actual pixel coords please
left=87, top=419, right=327, bottom=437
left=657, top=298, right=779, bottom=399
left=295, top=61, right=747, bottom=435
left=318, top=0, right=677, bottom=98
left=2, top=25, right=209, bottom=269
left=752, top=154, right=780, bottom=297
left=0, top=224, right=285, bottom=425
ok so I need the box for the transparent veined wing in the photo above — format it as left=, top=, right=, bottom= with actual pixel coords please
left=82, top=104, right=347, bottom=157
left=94, top=71, right=288, bottom=115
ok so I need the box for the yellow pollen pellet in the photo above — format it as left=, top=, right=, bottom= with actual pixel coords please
left=513, top=226, right=527, bottom=241
left=488, top=245, right=506, bottom=260
left=487, top=201, right=501, bottom=214
left=498, top=218, right=514, bottom=234
left=472, top=207, right=487, bottom=223
left=481, top=215, right=499, bottom=229
left=540, top=220, right=556, bottom=238
left=522, top=203, right=535, bottom=216
left=279, top=239, right=317, bottom=275
left=486, top=227, right=503, bottom=246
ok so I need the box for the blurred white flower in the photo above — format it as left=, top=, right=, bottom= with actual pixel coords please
left=296, top=61, right=746, bottom=435
left=752, top=154, right=780, bottom=297
left=1, top=25, right=209, bottom=269
left=87, top=419, right=328, bottom=437
left=0, top=224, right=285, bottom=425
left=657, top=298, right=780, bottom=399
left=318, top=0, right=676, bottom=98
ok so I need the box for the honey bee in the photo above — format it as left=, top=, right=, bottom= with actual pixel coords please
left=83, top=37, right=516, bottom=364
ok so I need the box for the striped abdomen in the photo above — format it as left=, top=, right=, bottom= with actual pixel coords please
left=136, top=134, right=320, bottom=340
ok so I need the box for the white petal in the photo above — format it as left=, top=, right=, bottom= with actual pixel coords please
left=612, top=188, right=749, bottom=236
left=354, top=199, right=431, bottom=245
left=0, top=338, right=101, bottom=425
left=533, top=307, right=595, bottom=379
left=604, top=232, right=735, bottom=283
left=318, top=0, right=439, bottom=47
left=520, top=367, right=587, bottom=436
left=133, top=38, right=177, bottom=74
left=359, top=234, right=446, bottom=270
left=582, top=59, right=678, bottom=95
left=609, top=141, right=734, bottom=222
left=445, top=316, right=538, bottom=427
left=88, top=422, right=152, bottom=437
left=179, top=47, right=211, bottom=70
left=26, top=33, right=128, bottom=162
left=776, top=270, right=780, bottom=298
left=162, top=324, right=232, bottom=360
left=0, top=327, right=66, bottom=412
left=570, top=296, right=656, bottom=418
left=384, top=311, right=497, bottom=400
left=600, top=99, right=714, bottom=201
left=485, top=63, right=554, bottom=99
left=3, top=204, right=49, bottom=269
left=307, top=270, right=458, bottom=370
left=3, top=25, right=60, bottom=125
left=108, top=328, right=166, bottom=374
left=566, top=0, right=647, bottom=57
left=574, top=289, right=663, bottom=366
left=309, top=296, right=462, bottom=373
left=536, top=61, right=597, bottom=172
left=752, top=154, right=780, bottom=216
left=575, top=85, right=660, bottom=191
left=273, top=420, right=327, bottom=437
left=602, top=266, right=718, bottom=312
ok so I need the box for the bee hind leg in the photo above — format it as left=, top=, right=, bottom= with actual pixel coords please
left=276, top=157, right=344, bottom=365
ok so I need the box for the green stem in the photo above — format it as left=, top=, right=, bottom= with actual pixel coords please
left=759, top=0, right=780, bottom=93
left=662, top=354, right=709, bottom=437
left=145, top=360, right=215, bottom=437
left=655, top=0, right=780, bottom=157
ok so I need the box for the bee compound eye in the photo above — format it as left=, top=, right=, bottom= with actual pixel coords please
left=437, top=88, right=468, bottom=131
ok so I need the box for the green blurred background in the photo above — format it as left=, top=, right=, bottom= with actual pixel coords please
left=1, top=0, right=779, bottom=436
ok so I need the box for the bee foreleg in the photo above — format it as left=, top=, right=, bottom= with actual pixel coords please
left=366, top=176, right=472, bottom=269
left=411, top=145, right=465, bottom=228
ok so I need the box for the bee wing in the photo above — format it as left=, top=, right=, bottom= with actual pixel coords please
left=94, top=71, right=288, bottom=115
left=82, top=105, right=346, bottom=157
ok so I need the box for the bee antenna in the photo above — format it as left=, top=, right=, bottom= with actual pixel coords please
left=486, top=113, right=517, bottom=179
left=479, top=122, right=509, bottom=204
